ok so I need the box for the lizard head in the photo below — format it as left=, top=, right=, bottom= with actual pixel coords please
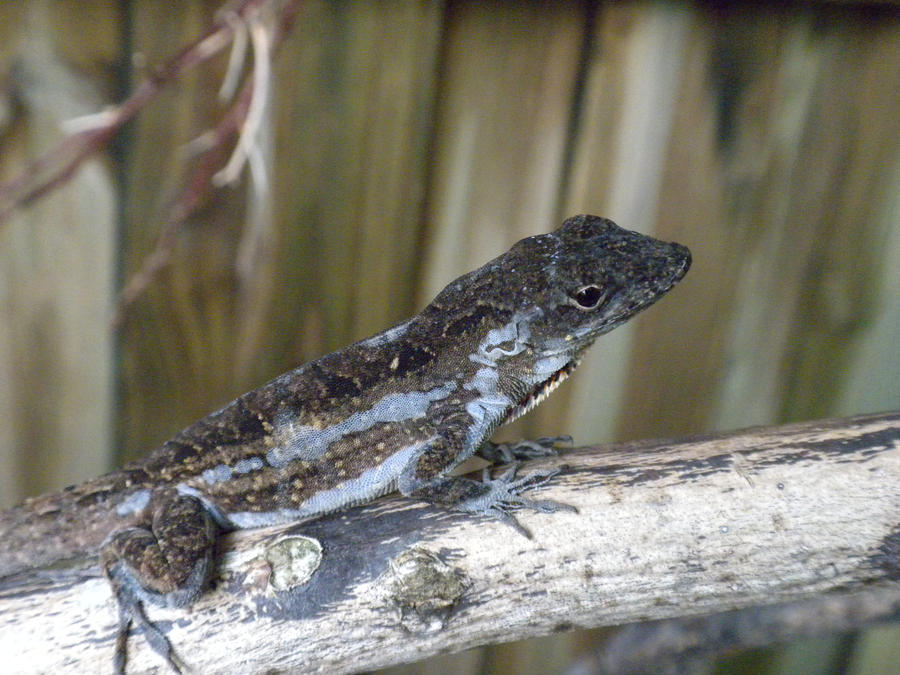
left=512, top=214, right=692, bottom=356
left=425, top=215, right=690, bottom=419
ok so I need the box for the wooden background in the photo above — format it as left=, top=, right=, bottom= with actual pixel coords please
left=1, top=0, right=898, bottom=673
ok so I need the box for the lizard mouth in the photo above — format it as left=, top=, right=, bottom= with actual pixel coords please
left=504, top=357, right=581, bottom=425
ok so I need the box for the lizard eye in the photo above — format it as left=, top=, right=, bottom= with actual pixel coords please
left=570, top=284, right=608, bottom=310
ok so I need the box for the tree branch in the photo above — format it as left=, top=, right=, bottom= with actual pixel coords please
left=1, top=412, right=898, bottom=673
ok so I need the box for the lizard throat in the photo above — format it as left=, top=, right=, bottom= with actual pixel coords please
left=503, top=357, right=581, bottom=426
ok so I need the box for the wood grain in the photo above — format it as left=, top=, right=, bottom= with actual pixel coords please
left=2, top=412, right=897, bottom=673
left=0, top=2, right=117, bottom=503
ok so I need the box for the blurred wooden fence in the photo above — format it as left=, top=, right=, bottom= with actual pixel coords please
left=1, top=1, right=898, bottom=673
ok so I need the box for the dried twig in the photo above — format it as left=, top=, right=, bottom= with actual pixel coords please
left=0, top=0, right=270, bottom=226
left=0, top=0, right=305, bottom=229
left=109, top=0, right=305, bottom=326
left=1, top=1, right=308, bottom=328
left=213, top=8, right=273, bottom=187
left=110, top=75, right=256, bottom=328
left=0, top=0, right=306, bottom=325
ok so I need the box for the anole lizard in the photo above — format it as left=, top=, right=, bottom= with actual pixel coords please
left=0, top=215, right=690, bottom=672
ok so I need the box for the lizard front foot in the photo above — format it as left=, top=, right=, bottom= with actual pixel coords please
left=460, top=462, right=577, bottom=538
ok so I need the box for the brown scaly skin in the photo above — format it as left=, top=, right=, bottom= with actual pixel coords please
left=0, top=215, right=691, bottom=672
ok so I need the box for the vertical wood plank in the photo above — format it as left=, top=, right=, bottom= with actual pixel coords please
left=266, top=0, right=442, bottom=365
left=118, top=1, right=240, bottom=462
left=0, top=0, right=30, bottom=510
left=420, top=0, right=586, bottom=444
left=835, top=157, right=900, bottom=415
left=776, top=14, right=900, bottom=421
left=556, top=1, right=693, bottom=444
left=118, top=1, right=443, bottom=461
left=615, top=3, right=737, bottom=440
left=0, top=1, right=118, bottom=506
left=421, top=0, right=587, bottom=298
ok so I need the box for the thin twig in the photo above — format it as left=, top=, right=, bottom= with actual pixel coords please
left=110, top=75, right=256, bottom=328
left=111, top=0, right=306, bottom=326
left=218, top=9, right=250, bottom=102
left=213, top=9, right=273, bottom=187
left=0, top=0, right=269, bottom=228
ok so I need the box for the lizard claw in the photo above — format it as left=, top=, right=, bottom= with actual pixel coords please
left=113, top=598, right=184, bottom=675
left=471, top=462, right=576, bottom=538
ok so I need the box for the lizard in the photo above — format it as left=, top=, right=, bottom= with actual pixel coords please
left=0, top=214, right=691, bottom=673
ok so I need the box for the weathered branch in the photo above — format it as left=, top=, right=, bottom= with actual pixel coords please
left=1, top=412, right=898, bottom=673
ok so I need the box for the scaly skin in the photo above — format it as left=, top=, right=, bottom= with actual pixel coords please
left=0, top=215, right=691, bottom=673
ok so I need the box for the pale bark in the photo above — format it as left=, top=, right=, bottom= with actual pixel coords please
left=1, top=412, right=898, bottom=674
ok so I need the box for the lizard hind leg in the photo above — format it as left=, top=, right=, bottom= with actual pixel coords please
left=101, top=493, right=218, bottom=674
